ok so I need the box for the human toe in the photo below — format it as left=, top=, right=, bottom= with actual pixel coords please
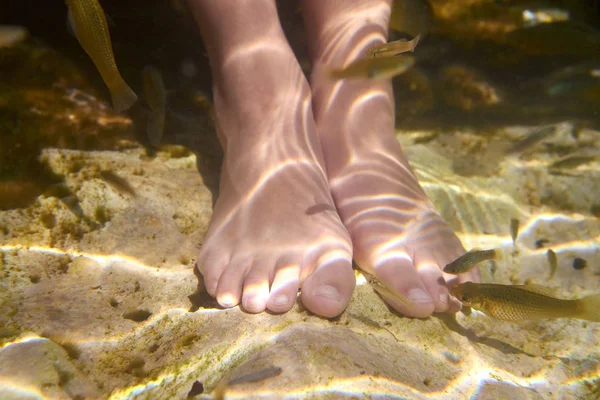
left=198, top=251, right=230, bottom=297
left=215, top=256, right=252, bottom=308
left=373, top=256, right=436, bottom=318
left=301, top=255, right=355, bottom=318
left=241, top=258, right=272, bottom=313
left=266, top=256, right=301, bottom=313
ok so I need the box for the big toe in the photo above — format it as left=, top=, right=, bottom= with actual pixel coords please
left=301, top=257, right=355, bottom=318
left=373, top=257, right=436, bottom=318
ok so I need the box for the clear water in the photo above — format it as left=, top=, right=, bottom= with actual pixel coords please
left=0, top=1, right=599, bottom=399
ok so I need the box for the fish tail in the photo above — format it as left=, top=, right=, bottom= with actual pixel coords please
left=578, top=295, right=600, bottom=322
left=110, top=78, right=138, bottom=112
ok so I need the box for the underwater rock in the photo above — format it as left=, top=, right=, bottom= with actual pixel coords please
left=0, top=37, right=134, bottom=211
left=393, top=67, right=435, bottom=122
left=0, top=2, right=599, bottom=398
left=1, top=122, right=599, bottom=398
left=0, top=335, right=100, bottom=399
left=438, top=64, right=502, bottom=112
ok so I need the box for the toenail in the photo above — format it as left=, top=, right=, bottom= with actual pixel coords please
left=272, top=294, right=289, bottom=307
left=408, top=288, right=433, bottom=304
left=219, top=294, right=237, bottom=308
left=313, top=284, right=340, bottom=301
left=244, top=296, right=263, bottom=310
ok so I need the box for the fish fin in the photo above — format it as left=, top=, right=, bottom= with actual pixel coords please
left=520, top=284, right=557, bottom=296
left=110, top=80, right=138, bottom=112
left=579, top=295, right=600, bottom=322
left=410, top=33, right=421, bottom=52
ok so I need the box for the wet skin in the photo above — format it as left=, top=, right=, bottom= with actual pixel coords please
left=188, top=0, right=479, bottom=318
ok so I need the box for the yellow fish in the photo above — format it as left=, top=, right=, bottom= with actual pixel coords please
left=443, top=249, right=496, bottom=275
left=142, top=65, right=167, bottom=147
left=366, top=34, right=420, bottom=58
left=362, top=271, right=412, bottom=307
left=67, top=0, right=137, bottom=112
left=329, top=54, right=415, bottom=81
left=451, top=282, right=600, bottom=322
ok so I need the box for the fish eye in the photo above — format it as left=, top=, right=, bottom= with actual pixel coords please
left=460, top=294, right=470, bottom=302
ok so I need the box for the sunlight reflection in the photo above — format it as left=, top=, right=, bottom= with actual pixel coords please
left=0, top=382, right=45, bottom=400
left=210, top=359, right=558, bottom=399
left=221, top=38, right=288, bottom=72
left=208, top=158, right=317, bottom=236
left=68, top=308, right=232, bottom=345
left=0, top=335, right=46, bottom=351
left=0, top=244, right=189, bottom=275
left=320, top=16, right=385, bottom=63
left=315, top=249, right=353, bottom=269
left=108, top=328, right=289, bottom=400
left=372, top=250, right=411, bottom=267
left=110, top=376, right=167, bottom=400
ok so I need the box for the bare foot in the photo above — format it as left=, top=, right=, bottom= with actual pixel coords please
left=189, top=0, right=354, bottom=317
left=303, top=0, right=479, bottom=318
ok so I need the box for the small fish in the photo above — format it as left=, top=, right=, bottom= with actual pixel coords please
left=547, top=249, right=557, bottom=279
left=362, top=271, right=412, bottom=307
left=214, top=366, right=282, bottom=400
left=451, top=282, right=600, bottom=322
left=329, top=54, right=415, bottom=81
left=99, top=170, right=136, bottom=197
left=443, top=249, right=497, bottom=275
left=142, top=65, right=167, bottom=147
left=229, top=366, right=282, bottom=386
left=510, top=218, right=520, bottom=244
left=366, top=34, right=420, bottom=58
left=506, top=125, right=555, bottom=154
left=0, top=25, right=28, bottom=48
left=549, top=154, right=596, bottom=170
left=66, top=0, right=137, bottom=111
